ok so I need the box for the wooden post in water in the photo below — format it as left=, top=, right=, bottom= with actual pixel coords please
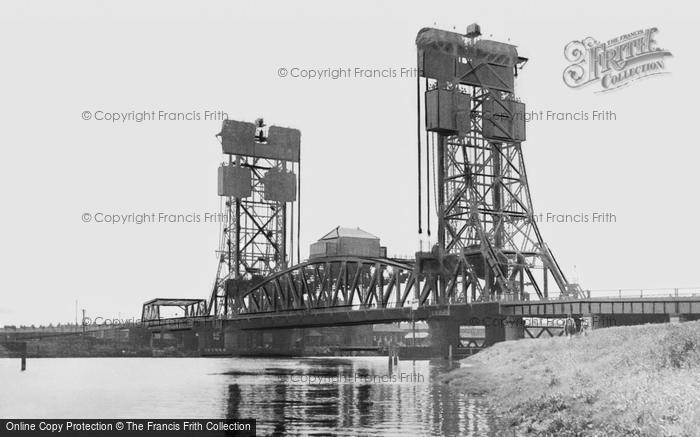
left=19, top=341, right=27, bottom=371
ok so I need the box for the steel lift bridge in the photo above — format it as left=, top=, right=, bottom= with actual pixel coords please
left=142, top=24, right=579, bottom=324
left=412, top=24, right=580, bottom=303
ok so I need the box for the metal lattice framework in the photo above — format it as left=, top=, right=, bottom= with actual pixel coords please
left=214, top=28, right=577, bottom=318
left=209, top=158, right=288, bottom=316
left=418, top=27, right=577, bottom=302
left=140, top=29, right=585, bottom=322
left=432, top=85, right=569, bottom=300
left=209, top=122, right=299, bottom=317
left=228, top=256, right=486, bottom=314
left=142, top=298, right=207, bottom=321
left=231, top=157, right=288, bottom=276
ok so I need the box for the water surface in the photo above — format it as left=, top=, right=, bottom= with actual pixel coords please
left=0, top=357, right=495, bottom=436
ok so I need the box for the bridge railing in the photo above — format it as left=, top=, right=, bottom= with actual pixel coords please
left=582, top=288, right=700, bottom=299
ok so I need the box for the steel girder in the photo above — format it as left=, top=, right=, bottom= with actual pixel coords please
left=209, top=156, right=292, bottom=317
left=141, top=299, right=208, bottom=322
left=429, top=82, right=571, bottom=301
left=223, top=256, right=483, bottom=315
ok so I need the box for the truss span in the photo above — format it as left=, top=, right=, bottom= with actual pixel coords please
left=228, top=254, right=492, bottom=315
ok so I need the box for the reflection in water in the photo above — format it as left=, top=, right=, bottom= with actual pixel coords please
left=0, top=357, right=493, bottom=436
left=224, top=357, right=494, bottom=436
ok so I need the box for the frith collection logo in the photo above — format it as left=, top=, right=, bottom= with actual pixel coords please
left=563, top=28, right=672, bottom=92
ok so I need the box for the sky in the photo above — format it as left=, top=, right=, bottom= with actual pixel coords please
left=0, top=0, right=698, bottom=325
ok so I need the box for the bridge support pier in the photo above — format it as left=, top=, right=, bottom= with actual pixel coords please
left=193, top=325, right=224, bottom=352
left=224, top=325, right=245, bottom=352
left=484, top=316, right=524, bottom=345
left=505, top=317, right=525, bottom=341
left=428, top=319, right=459, bottom=359
left=224, top=324, right=297, bottom=356
left=269, top=330, right=294, bottom=354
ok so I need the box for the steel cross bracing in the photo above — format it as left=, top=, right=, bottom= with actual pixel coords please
left=432, top=83, right=569, bottom=301
left=233, top=158, right=288, bottom=276
left=229, top=256, right=486, bottom=314
left=209, top=156, right=290, bottom=317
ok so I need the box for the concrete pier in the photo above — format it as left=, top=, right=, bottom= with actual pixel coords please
left=428, top=319, right=460, bottom=358
left=484, top=316, right=524, bottom=345
left=505, top=317, right=525, bottom=341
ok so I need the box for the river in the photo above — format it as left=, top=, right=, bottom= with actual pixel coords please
left=0, top=357, right=495, bottom=436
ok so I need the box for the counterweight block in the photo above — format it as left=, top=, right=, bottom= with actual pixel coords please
left=483, top=96, right=526, bottom=142
left=426, top=88, right=471, bottom=135
left=218, top=164, right=252, bottom=198
left=263, top=167, right=297, bottom=202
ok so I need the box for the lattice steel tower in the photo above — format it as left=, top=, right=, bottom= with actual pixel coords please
left=209, top=118, right=300, bottom=316
left=416, top=24, right=578, bottom=301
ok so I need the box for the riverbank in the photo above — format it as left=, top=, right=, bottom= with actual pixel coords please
left=442, top=321, right=700, bottom=436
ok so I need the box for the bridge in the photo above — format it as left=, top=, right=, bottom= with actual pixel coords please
left=141, top=291, right=700, bottom=356
left=137, top=25, right=700, bottom=358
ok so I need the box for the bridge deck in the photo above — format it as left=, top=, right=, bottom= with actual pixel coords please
left=499, top=297, right=700, bottom=317
left=141, top=297, right=700, bottom=331
left=144, top=304, right=501, bottom=330
left=221, top=304, right=500, bottom=330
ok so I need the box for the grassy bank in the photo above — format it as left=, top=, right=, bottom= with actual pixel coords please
left=442, top=321, right=700, bottom=436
